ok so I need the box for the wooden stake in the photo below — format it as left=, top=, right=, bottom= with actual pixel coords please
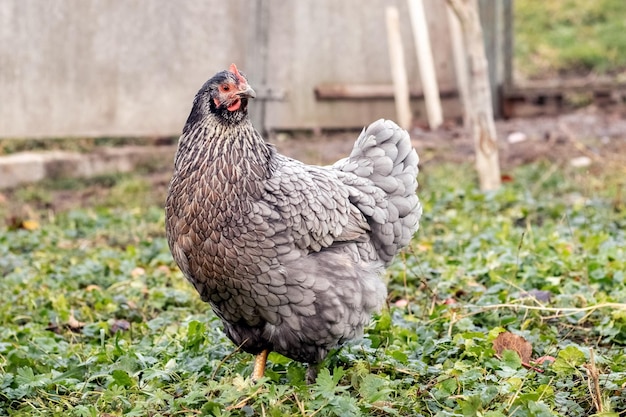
left=385, top=7, right=412, bottom=130
left=407, top=0, right=443, bottom=129
left=447, top=3, right=471, bottom=128
left=447, top=0, right=501, bottom=191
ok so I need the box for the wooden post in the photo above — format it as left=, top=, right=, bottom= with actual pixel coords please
left=448, top=0, right=501, bottom=191
left=447, top=3, right=470, bottom=128
left=247, top=0, right=270, bottom=134
left=385, top=7, right=412, bottom=130
left=407, top=0, right=443, bottom=130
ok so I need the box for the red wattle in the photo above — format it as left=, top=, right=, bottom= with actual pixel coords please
left=227, top=99, right=241, bottom=112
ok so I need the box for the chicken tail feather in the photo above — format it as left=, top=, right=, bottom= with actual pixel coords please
left=334, top=119, right=422, bottom=263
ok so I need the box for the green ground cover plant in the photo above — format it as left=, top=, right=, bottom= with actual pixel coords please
left=1, top=161, right=625, bottom=416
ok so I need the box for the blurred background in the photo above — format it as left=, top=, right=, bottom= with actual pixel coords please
left=1, top=0, right=625, bottom=190
left=0, top=0, right=506, bottom=137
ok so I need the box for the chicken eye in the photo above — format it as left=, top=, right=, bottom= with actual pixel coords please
left=222, top=84, right=230, bottom=92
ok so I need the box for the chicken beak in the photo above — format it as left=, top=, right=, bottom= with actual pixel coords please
left=238, top=85, right=256, bottom=99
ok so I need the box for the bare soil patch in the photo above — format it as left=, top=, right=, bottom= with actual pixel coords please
left=2, top=106, right=625, bottom=219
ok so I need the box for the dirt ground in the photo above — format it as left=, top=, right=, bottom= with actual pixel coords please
left=2, top=105, right=626, bottom=220
left=273, top=105, right=626, bottom=171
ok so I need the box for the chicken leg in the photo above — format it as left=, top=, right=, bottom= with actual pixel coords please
left=252, top=349, right=270, bottom=381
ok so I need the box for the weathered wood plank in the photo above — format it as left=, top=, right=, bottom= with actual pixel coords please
left=314, top=84, right=458, bottom=100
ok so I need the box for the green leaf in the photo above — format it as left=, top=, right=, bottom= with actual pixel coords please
left=329, top=395, right=360, bottom=417
left=110, top=369, right=134, bottom=388
left=501, top=349, right=523, bottom=369
left=200, top=401, right=225, bottom=416
left=374, top=309, right=392, bottom=332
left=314, top=368, right=336, bottom=397
left=484, top=412, right=507, bottom=417
left=358, top=374, right=392, bottom=403
left=72, top=404, right=98, bottom=417
left=268, top=352, right=291, bottom=365
left=185, top=320, right=206, bottom=350
left=15, top=367, right=48, bottom=388
left=552, top=345, right=586, bottom=375
left=313, top=367, right=347, bottom=399
left=433, top=377, right=457, bottom=400
left=390, top=349, right=408, bottom=364
left=458, top=395, right=482, bottom=417
left=526, top=400, right=556, bottom=417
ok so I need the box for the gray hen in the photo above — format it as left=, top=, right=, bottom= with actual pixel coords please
left=165, top=64, right=422, bottom=381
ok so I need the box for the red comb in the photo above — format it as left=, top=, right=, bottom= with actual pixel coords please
left=229, top=63, right=247, bottom=84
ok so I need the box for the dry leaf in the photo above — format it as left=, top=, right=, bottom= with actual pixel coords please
left=131, top=267, right=146, bottom=278
left=111, top=319, right=131, bottom=333
left=416, top=243, right=431, bottom=252
left=394, top=299, right=409, bottom=307
left=68, top=310, right=86, bottom=331
left=534, top=355, right=556, bottom=365
left=493, top=331, right=533, bottom=364
left=6, top=216, right=39, bottom=230
left=21, top=219, right=40, bottom=230
left=46, top=322, right=61, bottom=334
left=157, top=265, right=171, bottom=275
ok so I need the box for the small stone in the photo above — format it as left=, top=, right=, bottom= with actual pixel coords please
left=507, top=132, right=527, bottom=144
left=131, top=267, right=146, bottom=278
left=570, top=156, right=592, bottom=168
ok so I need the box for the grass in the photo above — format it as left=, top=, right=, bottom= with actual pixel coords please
left=1, top=160, right=625, bottom=416
left=515, top=0, right=626, bottom=79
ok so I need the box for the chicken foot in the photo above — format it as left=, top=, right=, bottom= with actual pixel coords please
left=252, top=349, right=270, bottom=381
left=306, top=364, right=319, bottom=384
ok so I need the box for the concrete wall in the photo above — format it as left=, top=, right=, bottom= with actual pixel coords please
left=0, top=0, right=253, bottom=138
left=0, top=0, right=509, bottom=138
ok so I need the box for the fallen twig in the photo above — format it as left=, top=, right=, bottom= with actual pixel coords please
left=210, top=342, right=246, bottom=381
left=464, top=302, right=626, bottom=317
left=584, top=348, right=603, bottom=413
